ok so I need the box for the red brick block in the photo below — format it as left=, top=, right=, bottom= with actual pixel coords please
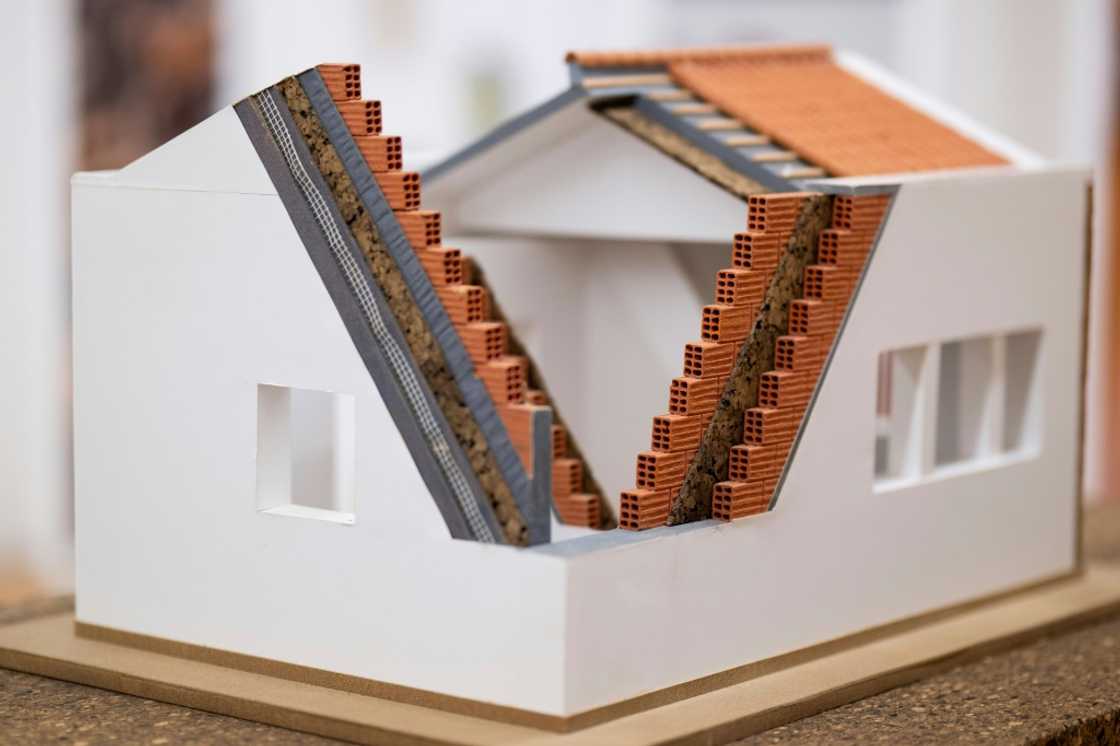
left=553, top=458, right=582, bottom=498
left=715, top=268, right=765, bottom=308
left=317, top=63, right=360, bottom=101
left=396, top=210, right=442, bottom=250
left=683, top=341, right=736, bottom=379
left=460, top=321, right=507, bottom=367
left=376, top=171, right=421, bottom=210
left=651, top=413, right=704, bottom=453
left=701, top=304, right=752, bottom=343
left=418, top=247, right=463, bottom=286
left=669, top=376, right=721, bottom=416
left=480, top=356, right=526, bottom=404
left=354, top=135, right=402, bottom=172
left=335, top=99, right=382, bottom=135
left=712, top=480, right=769, bottom=521
left=619, top=489, right=670, bottom=530
left=635, top=450, right=692, bottom=492
left=437, top=284, right=488, bottom=324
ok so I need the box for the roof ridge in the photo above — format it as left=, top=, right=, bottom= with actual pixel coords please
left=565, top=43, right=831, bottom=69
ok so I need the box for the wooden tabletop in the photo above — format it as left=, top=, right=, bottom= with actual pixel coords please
left=3, top=505, right=1119, bottom=745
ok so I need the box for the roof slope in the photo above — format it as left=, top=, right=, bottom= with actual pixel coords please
left=569, top=45, right=1010, bottom=177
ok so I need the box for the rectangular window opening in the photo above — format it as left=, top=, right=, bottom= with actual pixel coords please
left=256, top=384, right=356, bottom=524
left=874, top=346, right=926, bottom=483
left=1003, top=329, right=1043, bottom=453
left=935, top=336, right=999, bottom=467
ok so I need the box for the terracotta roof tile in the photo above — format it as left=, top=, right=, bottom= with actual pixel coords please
left=668, top=54, right=1007, bottom=176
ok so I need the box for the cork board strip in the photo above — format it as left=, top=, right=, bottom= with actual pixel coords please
left=595, top=99, right=773, bottom=200
left=273, top=76, right=531, bottom=546
left=234, top=97, right=496, bottom=542
left=296, top=69, right=548, bottom=546
left=468, top=259, right=616, bottom=530
left=2, top=566, right=1116, bottom=744
left=668, top=195, right=832, bottom=525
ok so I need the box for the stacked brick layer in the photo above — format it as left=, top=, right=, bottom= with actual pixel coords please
left=320, top=65, right=601, bottom=529
left=620, top=193, right=815, bottom=531
left=711, top=193, right=889, bottom=521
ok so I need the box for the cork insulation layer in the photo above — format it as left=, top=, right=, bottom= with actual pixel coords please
left=276, top=77, right=530, bottom=545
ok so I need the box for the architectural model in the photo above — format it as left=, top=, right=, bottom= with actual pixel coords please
left=71, top=45, right=1090, bottom=721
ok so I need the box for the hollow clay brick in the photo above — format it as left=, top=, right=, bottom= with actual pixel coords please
left=396, top=210, right=442, bottom=250
left=375, top=171, right=421, bottom=211
left=758, top=369, right=812, bottom=409
left=418, top=247, right=463, bottom=286
left=732, top=231, right=782, bottom=272
left=728, top=443, right=784, bottom=482
left=636, top=450, right=693, bottom=492
left=775, top=335, right=823, bottom=372
left=788, top=299, right=836, bottom=337
left=480, top=356, right=526, bottom=404
left=651, top=413, right=704, bottom=453
left=743, top=406, right=799, bottom=445
left=557, top=493, right=600, bottom=528
left=460, top=321, right=508, bottom=367
left=355, top=135, right=402, bottom=172
left=335, top=99, right=382, bottom=136
left=701, top=304, right=752, bottom=343
left=711, top=480, right=768, bottom=521
left=683, top=341, right=736, bottom=379
left=317, top=63, right=361, bottom=101
left=551, top=424, right=567, bottom=459
left=715, top=268, right=765, bottom=307
left=619, top=489, right=671, bottom=531
left=669, top=376, right=721, bottom=416
left=436, top=284, right=488, bottom=325
left=553, top=458, right=583, bottom=498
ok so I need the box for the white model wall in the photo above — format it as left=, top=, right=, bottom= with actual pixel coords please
left=561, top=167, right=1087, bottom=713
left=71, top=112, right=570, bottom=714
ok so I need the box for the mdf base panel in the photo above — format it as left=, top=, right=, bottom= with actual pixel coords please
left=2, top=565, right=1118, bottom=746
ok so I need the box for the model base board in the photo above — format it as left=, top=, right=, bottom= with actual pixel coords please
left=3, top=566, right=1119, bottom=745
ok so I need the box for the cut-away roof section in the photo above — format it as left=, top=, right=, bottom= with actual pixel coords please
left=567, top=44, right=1014, bottom=178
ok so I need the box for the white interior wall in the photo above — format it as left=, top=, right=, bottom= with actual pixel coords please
left=463, top=236, right=728, bottom=512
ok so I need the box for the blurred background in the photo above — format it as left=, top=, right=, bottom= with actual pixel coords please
left=1, top=0, right=1116, bottom=601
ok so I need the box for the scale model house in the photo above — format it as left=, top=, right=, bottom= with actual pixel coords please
left=71, top=45, right=1090, bottom=722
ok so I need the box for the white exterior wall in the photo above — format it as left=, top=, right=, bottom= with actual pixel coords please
left=72, top=103, right=1086, bottom=717
left=561, top=166, right=1087, bottom=712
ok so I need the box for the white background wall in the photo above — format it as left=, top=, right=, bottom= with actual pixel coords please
left=1, top=0, right=1114, bottom=594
